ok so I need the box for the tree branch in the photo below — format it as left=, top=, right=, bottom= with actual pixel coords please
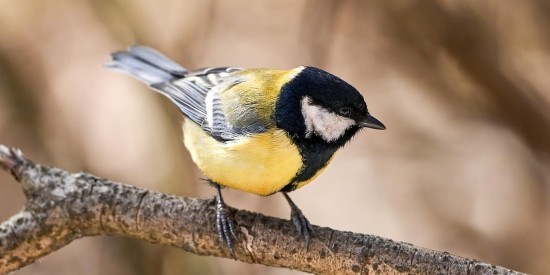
left=0, top=145, right=523, bottom=274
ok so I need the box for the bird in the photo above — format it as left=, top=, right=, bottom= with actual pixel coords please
left=106, top=45, right=386, bottom=258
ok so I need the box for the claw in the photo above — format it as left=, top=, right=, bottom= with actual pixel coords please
left=214, top=184, right=238, bottom=259
left=283, top=193, right=314, bottom=251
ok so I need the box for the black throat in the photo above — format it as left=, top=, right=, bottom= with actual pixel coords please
left=280, top=128, right=359, bottom=192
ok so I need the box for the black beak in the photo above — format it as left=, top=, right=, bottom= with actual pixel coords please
left=358, top=114, right=386, bottom=130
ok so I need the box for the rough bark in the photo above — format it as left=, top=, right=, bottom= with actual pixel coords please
left=0, top=145, right=523, bottom=275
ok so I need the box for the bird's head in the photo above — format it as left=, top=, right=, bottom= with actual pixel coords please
left=276, top=66, right=385, bottom=146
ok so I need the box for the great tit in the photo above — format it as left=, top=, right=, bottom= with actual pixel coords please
left=107, top=45, right=385, bottom=258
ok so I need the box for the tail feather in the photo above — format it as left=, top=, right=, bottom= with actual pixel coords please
left=106, top=45, right=188, bottom=85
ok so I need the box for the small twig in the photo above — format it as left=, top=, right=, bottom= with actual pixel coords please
left=0, top=145, right=523, bottom=274
left=0, top=146, right=28, bottom=182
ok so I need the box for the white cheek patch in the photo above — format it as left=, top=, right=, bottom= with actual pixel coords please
left=301, top=97, right=355, bottom=142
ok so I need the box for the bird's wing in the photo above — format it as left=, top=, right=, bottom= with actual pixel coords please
left=151, top=67, right=270, bottom=141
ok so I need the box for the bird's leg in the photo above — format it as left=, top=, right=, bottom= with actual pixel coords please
left=214, top=183, right=238, bottom=259
left=282, top=192, right=314, bottom=251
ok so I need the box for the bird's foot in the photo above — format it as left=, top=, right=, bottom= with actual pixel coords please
left=283, top=193, right=314, bottom=251
left=289, top=205, right=314, bottom=251
left=215, top=189, right=238, bottom=259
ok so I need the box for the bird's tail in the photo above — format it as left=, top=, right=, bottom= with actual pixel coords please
left=106, top=45, right=188, bottom=85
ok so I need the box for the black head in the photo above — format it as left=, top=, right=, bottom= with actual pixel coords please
left=275, top=66, right=385, bottom=147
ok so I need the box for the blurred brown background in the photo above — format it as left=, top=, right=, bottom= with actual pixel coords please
left=1, top=0, right=549, bottom=274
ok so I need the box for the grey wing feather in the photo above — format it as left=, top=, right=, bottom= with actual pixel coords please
left=107, top=45, right=264, bottom=142
left=152, top=70, right=249, bottom=141
left=202, top=76, right=251, bottom=140
left=151, top=81, right=208, bottom=124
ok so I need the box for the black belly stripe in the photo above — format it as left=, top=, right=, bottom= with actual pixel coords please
left=281, top=138, right=339, bottom=192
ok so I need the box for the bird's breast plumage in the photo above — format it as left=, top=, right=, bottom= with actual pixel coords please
left=183, top=118, right=304, bottom=196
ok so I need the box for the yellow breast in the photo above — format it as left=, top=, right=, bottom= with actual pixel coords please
left=183, top=119, right=303, bottom=196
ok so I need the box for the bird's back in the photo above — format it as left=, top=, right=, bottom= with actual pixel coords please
left=218, top=67, right=304, bottom=130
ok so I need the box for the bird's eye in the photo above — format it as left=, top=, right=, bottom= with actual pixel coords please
left=338, top=107, right=352, bottom=116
